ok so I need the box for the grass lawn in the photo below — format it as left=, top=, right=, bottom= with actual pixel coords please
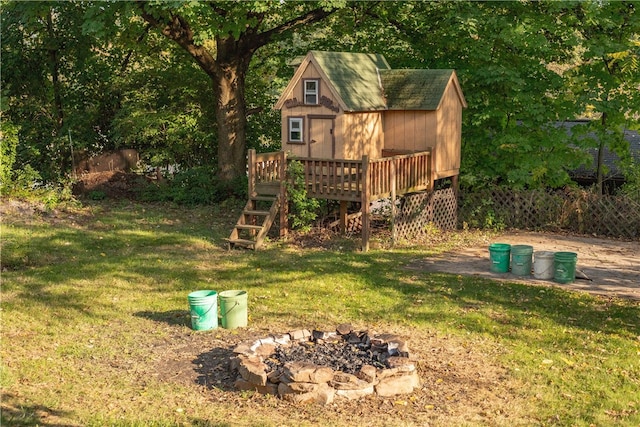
left=1, top=199, right=639, bottom=426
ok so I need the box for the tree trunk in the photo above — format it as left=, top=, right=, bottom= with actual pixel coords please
left=214, top=40, right=252, bottom=182
left=46, top=8, right=64, bottom=134
left=138, top=4, right=337, bottom=184
left=596, top=112, right=608, bottom=195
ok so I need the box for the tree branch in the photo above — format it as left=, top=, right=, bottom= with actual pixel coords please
left=137, top=1, right=219, bottom=77
left=120, top=23, right=152, bottom=74
left=249, top=6, right=338, bottom=52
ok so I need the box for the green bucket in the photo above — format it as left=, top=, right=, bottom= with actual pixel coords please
left=188, top=290, right=218, bottom=331
left=489, top=243, right=511, bottom=273
left=219, top=290, right=248, bottom=329
left=554, top=252, right=578, bottom=284
left=511, top=245, right=533, bottom=276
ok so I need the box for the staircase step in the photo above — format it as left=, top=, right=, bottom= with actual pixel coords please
left=236, top=224, right=263, bottom=230
left=251, top=195, right=277, bottom=201
left=244, top=209, right=270, bottom=216
left=225, top=238, right=257, bottom=248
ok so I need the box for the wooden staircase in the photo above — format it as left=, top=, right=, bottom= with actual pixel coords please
left=226, top=182, right=283, bottom=250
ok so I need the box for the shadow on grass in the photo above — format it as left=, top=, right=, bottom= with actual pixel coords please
left=229, top=248, right=640, bottom=339
left=192, top=347, right=237, bottom=391
left=187, top=419, right=234, bottom=427
left=134, top=310, right=191, bottom=327
left=1, top=393, right=76, bottom=427
left=404, top=270, right=640, bottom=338
left=4, top=200, right=638, bottom=341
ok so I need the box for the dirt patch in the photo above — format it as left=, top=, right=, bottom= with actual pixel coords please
left=150, top=324, right=525, bottom=426
left=408, top=230, right=640, bottom=300
left=73, top=171, right=149, bottom=199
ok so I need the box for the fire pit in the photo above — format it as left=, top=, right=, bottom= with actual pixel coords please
left=231, top=324, right=420, bottom=404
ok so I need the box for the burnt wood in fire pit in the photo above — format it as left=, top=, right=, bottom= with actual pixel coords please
left=231, top=324, right=419, bottom=404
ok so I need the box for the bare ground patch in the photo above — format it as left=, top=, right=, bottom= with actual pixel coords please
left=146, top=323, right=529, bottom=426
left=407, top=230, right=640, bottom=300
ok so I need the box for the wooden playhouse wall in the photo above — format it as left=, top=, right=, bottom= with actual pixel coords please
left=381, top=80, right=462, bottom=180
left=340, top=112, right=384, bottom=160
left=434, top=81, right=463, bottom=179
left=279, top=62, right=324, bottom=158
left=280, top=62, right=384, bottom=161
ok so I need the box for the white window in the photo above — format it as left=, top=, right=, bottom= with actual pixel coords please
left=304, top=80, right=319, bottom=105
left=288, top=117, right=303, bottom=142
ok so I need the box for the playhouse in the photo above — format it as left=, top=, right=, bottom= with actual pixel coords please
left=227, top=51, right=466, bottom=251
left=275, top=50, right=467, bottom=185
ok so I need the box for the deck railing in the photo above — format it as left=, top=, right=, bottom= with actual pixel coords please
left=247, top=149, right=433, bottom=251
left=369, top=151, right=432, bottom=199
left=249, top=150, right=286, bottom=196
left=295, top=150, right=432, bottom=201
left=249, top=149, right=432, bottom=200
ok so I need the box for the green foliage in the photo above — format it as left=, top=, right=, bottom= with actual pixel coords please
left=0, top=120, right=19, bottom=191
left=340, top=1, right=637, bottom=191
left=109, top=37, right=217, bottom=168
left=87, top=190, right=107, bottom=201
left=139, top=167, right=247, bottom=205
left=1, top=1, right=125, bottom=182
left=3, top=0, right=639, bottom=196
left=1, top=164, right=78, bottom=210
left=461, top=196, right=507, bottom=231
left=618, top=157, right=640, bottom=203
left=286, top=159, right=321, bottom=231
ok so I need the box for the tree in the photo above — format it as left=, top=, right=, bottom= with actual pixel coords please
left=339, top=1, right=639, bottom=191
left=2, top=1, right=126, bottom=182
left=564, top=1, right=640, bottom=194
left=125, top=1, right=341, bottom=184
left=357, top=1, right=590, bottom=189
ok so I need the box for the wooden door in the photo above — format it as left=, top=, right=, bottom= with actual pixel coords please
left=309, top=116, right=334, bottom=159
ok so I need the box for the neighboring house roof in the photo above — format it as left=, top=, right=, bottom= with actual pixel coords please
left=275, top=51, right=467, bottom=112
left=559, top=120, right=640, bottom=180
left=380, top=69, right=467, bottom=110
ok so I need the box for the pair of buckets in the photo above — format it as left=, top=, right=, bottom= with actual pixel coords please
left=488, top=243, right=533, bottom=276
left=489, top=243, right=577, bottom=283
left=187, top=290, right=248, bottom=331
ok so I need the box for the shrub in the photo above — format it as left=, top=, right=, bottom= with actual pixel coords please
left=138, top=166, right=247, bottom=205
left=286, top=159, right=321, bottom=231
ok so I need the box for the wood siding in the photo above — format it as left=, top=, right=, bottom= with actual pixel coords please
left=382, top=110, right=437, bottom=152
left=379, top=81, right=462, bottom=179
left=278, top=59, right=463, bottom=181
left=280, top=62, right=341, bottom=158
left=434, top=82, right=462, bottom=178
left=340, top=112, right=384, bottom=160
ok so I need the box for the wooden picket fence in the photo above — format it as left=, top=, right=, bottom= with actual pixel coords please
left=458, top=187, right=640, bottom=239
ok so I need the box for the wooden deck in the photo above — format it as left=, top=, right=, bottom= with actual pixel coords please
left=246, top=149, right=434, bottom=251
left=250, top=149, right=433, bottom=201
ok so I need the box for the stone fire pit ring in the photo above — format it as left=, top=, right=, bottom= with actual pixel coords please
left=231, top=324, right=420, bottom=404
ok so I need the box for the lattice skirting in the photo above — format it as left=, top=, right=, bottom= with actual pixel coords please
left=392, top=188, right=458, bottom=241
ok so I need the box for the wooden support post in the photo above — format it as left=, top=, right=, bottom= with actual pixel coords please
left=339, top=201, right=348, bottom=235
left=390, top=158, right=397, bottom=245
left=361, top=155, right=370, bottom=252
left=451, top=174, right=459, bottom=198
left=248, top=149, right=256, bottom=196
left=429, top=147, right=436, bottom=189
left=279, top=151, right=288, bottom=238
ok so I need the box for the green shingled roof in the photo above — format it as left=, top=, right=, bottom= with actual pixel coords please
left=309, top=51, right=390, bottom=111
left=380, top=69, right=455, bottom=110
left=277, top=51, right=464, bottom=112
